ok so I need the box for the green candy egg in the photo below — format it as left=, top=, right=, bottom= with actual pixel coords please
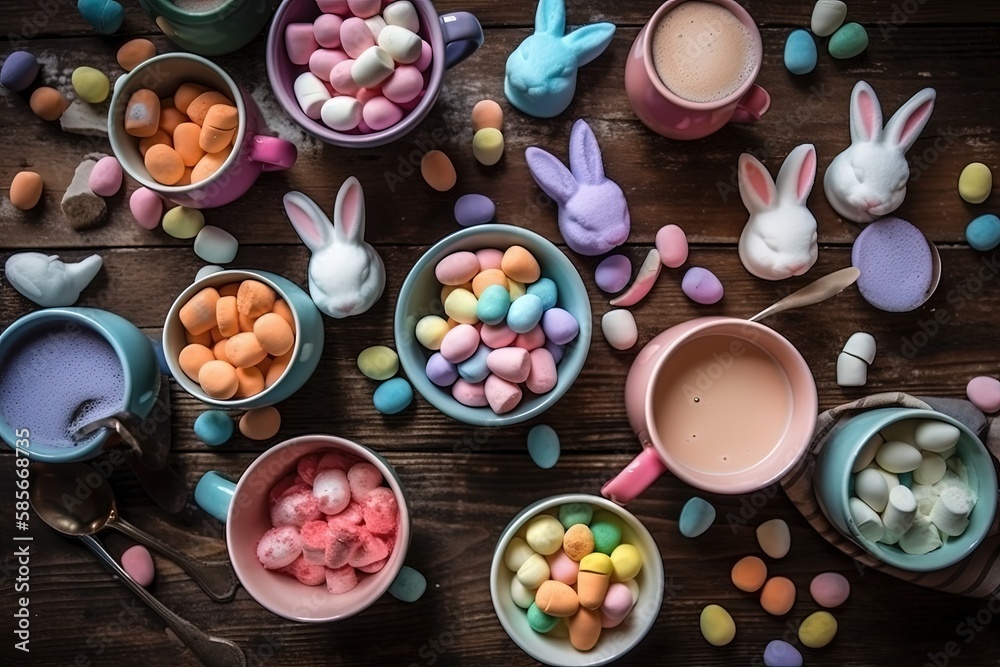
left=526, top=602, right=558, bottom=633
left=558, top=502, right=593, bottom=529
left=162, top=206, right=205, bottom=239
left=828, top=22, right=868, bottom=59
left=590, top=510, right=623, bottom=555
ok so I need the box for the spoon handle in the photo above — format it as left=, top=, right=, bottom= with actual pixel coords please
left=748, top=267, right=861, bottom=323
left=112, top=518, right=238, bottom=602
left=78, top=534, right=246, bottom=667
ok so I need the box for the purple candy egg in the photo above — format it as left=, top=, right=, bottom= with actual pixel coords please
left=544, top=339, right=565, bottom=364
left=454, top=194, right=496, bottom=227
left=540, top=307, right=579, bottom=345
left=1, top=51, right=39, bottom=92
left=852, top=216, right=935, bottom=312
left=595, top=254, right=631, bottom=293
left=681, top=267, right=724, bottom=305
left=425, top=352, right=458, bottom=387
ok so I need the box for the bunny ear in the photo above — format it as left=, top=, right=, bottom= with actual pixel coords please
left=283, top=191, right=336, bottom=253
left=333, top=176, right=366, bottom=244
left=774, top=144, right=817, bottom=206
left=561, top=23, right=616, bottom=67
left=883, top=87, right=936, bottom=151
left=849, top=81, right=883, bottom=144
left=526, top=146, right=578, bottom=204
left=534, top=0, right=565, bottom=36
left=568, top=119, right=605, bottom=185
left=738, top=153, right=777, bottom=214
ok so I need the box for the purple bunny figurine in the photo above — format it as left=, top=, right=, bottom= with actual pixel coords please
left=525, top=119, right=631, bottom=256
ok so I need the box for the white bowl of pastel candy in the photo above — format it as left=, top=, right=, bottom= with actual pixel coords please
left=490, top=494, right=664, bottom=666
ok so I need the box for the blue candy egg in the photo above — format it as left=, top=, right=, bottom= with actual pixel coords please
left=679, top=496, right=716, bottom=538
left=194, top=410, right=234, bottom=446
left=1, top=51, right=39, bottom=92
left=388, top=565, right=427, bottom=602
left=966, top=214, right=1000, bottom=251
left=457, top=344, right=491, bottom=383
left=476, top=283, right=511, bottom=325
left=526, top=277, right=558, bottom=310
left=527, top=424, right=560, bottom=469
left=454, top=194, right=496, bottom=227
left=373, top=377, right=413, bottom=414
left=764, top=640, right=803, bottom=667
left=506, top=293, right=544, bottom=334
left=78, top=0, right=125, bottom=35
left=784, top=29, right=817, bottom=75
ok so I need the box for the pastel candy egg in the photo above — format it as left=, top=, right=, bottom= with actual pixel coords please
left=71, top=66, right=110, bottom=103
left=117, top=38, right=156, bottom=72
left=760, top=576, right=796, bottom=615
left=472, top=268, right=508, bottom=297
left=162, top=206, right=205, bottom=239
left=914, top=419, right=961, bottom=452
left=757, top=519, right=791, bottom=558
left=544, top=340, right=565, bottom=364
left=484, top=374, right=522, bottom=414
left=481, top=322, right=516, bottom=348
left=476, top=284, right=511, bottom=325
left=88, top=156, right=122, bottom=197
left=567, top=607, right=602, bottom=650
left=610, top=544, right=641, bottom=582
left=186, top=91, right=231, bottom=126
left=601, top=309, right=637, bottom=351
left=425, top=352, right=458, bottom=386
left=472, top=99, right=503, bottom=132
left=78, top=0, right=125, bottom=34
left=199, top=104, right=239, bottom=153
left=436, top=251, right=480, bottom=285
left=527, top=424, right=560, bottom=468
left=415, top=315, right=450, bottom=350
left=514, top=325, right=545, bottom=352
left=764, top=640, right=803, bottom=667
left=310, top=48, right=348, bottom=80
left=966, top=214, right=1000, bottom=251
left=378, top=25, right=422, bottom=64
left=959, top=162, right=992, bottom=204
left=526, top=602, right=558, bottom=633
left=179, top=344, right=215, bottom=381
left=559, top=503, right=593, bottom=529
left=506, top=294, right=544, bottom=334
left=452, top=378, right=487, bottom=406
left=124, top=89, right=161, bottom=137
left=854, top=467, right=889, bottom=512
left=414, top=39, right=433, bottom=71
left=194, top=410, right=234, bottom=446
left=541, top=308, right=578, bottom=345
left=357, top=345, right=399, bottom=380
left=590, top=511, right=622, bottom=555
left=828, top=22, right=868, bottom=59
left=595, top=255, right=631, bottom=293
left=731, top=556, right=767, bottom=592
left=503, top=536, right=536, bottom=572
left=473, top=128, right=505, bottom=166
left=120, top=544, right=155, bottom=587
left=383, top=0, right=419, bottom=31
left=535, top=580, right=579, bottom=617
left=784, top=29, right=817, bottom=75
left=875, top=440, right=922, bottom=473
left=700, top=604, right=735, bottom=646
left=600, top=582, right=633, bottom=628
left=798, top=611, right=838, bottom=648
left=475, top=249, right=503, bottom=270
left=444, top=288, right=479, bottom=325
left=145, top=144, right=185, bottom=185
left=340, top=17, right=375, bottom=59
left=967, top=376, right=1000, bottom=413
left=501, top=246, right=540, bottom=284
left=526, top=277, right=557, bottom=310
left=373, top=377, right=413, bottom=414
left=811, top=0, right=847, bottom=36
left=329, top=59, right=360, bottom=95
left=809, top=572, right=850, bottom=608
left=440, top=323, right=480, bottom=363
left=193, top=225, right=238, bottom=264
left=679, top=497, right=716, bottom=538
left=382, top=65, right=423, bottom=104
left=546, top=549, right=578, bottom=585
left=486, top=347, right=530, bottom=383
left=420, top=150, right=457, bottom=192
left=199, top=359, right=238, bottom=399
left=526, top=348, right=557, bottom=394
left=682, top=267, right=724, bottom=304
left=254, top=313, right=294, bottom=357
left=30, top=86, right=69, bottom=121
left=510, top=576, right=536, bottom=608
left=457, top=344, right=490, bottom=383
left=518, top=551, right=554, bottom=587
left=508, top=279, right=525, bottom=301
left=9, top=171, right=43, bottom=210
left=1, top=51, right=39, bottom=91
left=454, top=194, right=495, bottom=227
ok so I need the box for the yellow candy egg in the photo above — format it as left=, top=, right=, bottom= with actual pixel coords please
left=71, top=66, right=110, bottom=103
left=414, top=315, right=450, bottom=350
left=357, top=345, right=399, bottom=380
left=700, top=604, right=736, bottom=647
left=959, top=162, right=992, bottom=204
left=473, top=127, right=504, bottom=166
left=610, top=543, right=642, bottom=581
left=798, top=611, right=838, bottom=648
left=443, top=288, right=479, bottom=325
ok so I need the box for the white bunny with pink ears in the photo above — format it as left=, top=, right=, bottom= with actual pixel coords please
left=823, top=80, right=937, bottom=223
left=737, top=144, right=819, bottom=281
left=283, top=177, right=385, bottom=318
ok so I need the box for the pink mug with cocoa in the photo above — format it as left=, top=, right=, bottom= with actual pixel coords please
left=624, top=0, right=771, bottom=140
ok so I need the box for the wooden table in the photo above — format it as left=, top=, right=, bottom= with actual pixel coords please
left=2, top=1, right=1000, bottom=664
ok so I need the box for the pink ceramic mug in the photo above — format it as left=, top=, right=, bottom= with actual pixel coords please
left=624, top=0, right=771, bottom=140
left=109, top=53, right=297, bottom=209
left=602, top=318, right=817, bottom=502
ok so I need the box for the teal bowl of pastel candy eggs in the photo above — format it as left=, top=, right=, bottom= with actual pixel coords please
left=394, top=224, right=592, bottom=426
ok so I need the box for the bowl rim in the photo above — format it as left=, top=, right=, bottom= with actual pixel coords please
left=393, top=224, right=592, bottom=426
left=489, top=493, right=664, bottom=667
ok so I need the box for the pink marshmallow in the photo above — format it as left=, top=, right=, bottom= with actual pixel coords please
left=357, top=119, right=373, bottom=133
left=329, top=59, right=360, bottom=95
left=285, top=23, right=319, bottom=65
left=314, top=14, right=344, bottom=48
left=382, top=65, right=423, bottom=104
left=325, top=564, right=359, bottom=594
left=513, top=325, right=545, bottom=352
left=399, top=89, right=425, bottom=112
left=486, top=347, right=531, bottom=383
left=347, top=462, right=384, bottom=503
left=363, top=96, right=403, bottom=131
left=347, top=0, right=381, bottom=17
left=600, top=583, right=635, bottom=628
left=318, top=450, right=359, bottom=472
left=333, top=500, right=365, bottom=524
left=281, top=555, right=327, bottom=586
left=361, top=487, right=399, bottom=535
left=480, top=323, right=517, bottom=349
left=484, top=374, right=522, bottom=414
left=475, top=248, right=504, bottom=271
left=297, top=454, right=322, bottom=485
left=452, top=379, right=488, bottom=407
left=341, top=17, right=375, bottom=58
left=256, top=525, right=302, bottom=570
left=300, top=520, right=332, bottom=565
left=546, top=549, right=579, bottom=585
left=355, top=86, right=382, bottom=104
left=121, top=545, right=155, bottom=587
left=313, top=468, right=352, bottom=515
left=526, top=347, right=558, bottom=394
left=348, top=530, right=391, bottom=567
left=440, top=323, right=480, bottom=364
left=414, top=39, right=432, bottom=72
left=309, top=48, right=349, bottom=81
left=269, top=473, right=300, bottom=503
left=270, top=487, right=322, bottom=527
left=325, top=521, right=364, bottom=568
left=357, top=556, right=388, bottom=573
left=317, top=0, right=350, bottom=13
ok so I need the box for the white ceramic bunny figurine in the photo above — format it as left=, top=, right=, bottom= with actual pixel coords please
left=525, top=119, right=630, bottom=256
left=737, top=144, right=819, bottom=281
left=824, top=80, right=936, bottom=223
left=283, top=177, right=385, bottom=319
left=504, top=0, right=615, bottom=118
left=4, top=252, right=103, bottom=306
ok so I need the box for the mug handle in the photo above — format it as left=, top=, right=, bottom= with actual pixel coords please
left=601, top=444, right=668, bottom=505
left=250, top=135, right=298, bottom=172
left=439, top=11, right=484, bottom=69
left=195, top=470, right=236, bottom=523
left=730, top=84, right=771, bottom=124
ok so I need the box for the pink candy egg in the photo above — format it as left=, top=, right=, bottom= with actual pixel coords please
left=655, top=224, right=689, bottom=268
left=362, top=96, right=402, bottom=131
left=309, top=48, right=348, bottom=81
left=286, top=23, right=319, bottom=65
left=452, top=378, right=488, bottom=406
left=809, top=572, right=850, bottom=608
left=326, top=564, right=359, bottom=593
left=356, top=86, right=382, bottom=104
left=526, top=348, right=557, bottom=394
left=487, top=347, right=531, bottom=383
left=362, top=487, right=399, bottom=534
left=440, top=323, right=480, bottom=363
left=475, top=248, right=504, bottom=271
left=484, top=374, right=522, bottom=414
left=546, top=549, right=579, bottom=585
left=481, top=322, right=517, bottom=348
left=121, top=545, right=155, bottom=587
left=129, top=187, right=163, bottom=229
left=88, top=156, right=122, bottom=197
left=271, top=487, right=322, bottom=527
left=513, top=324, right=545, bottom=352
left=436, top=251, right=481, bottom=285
left=314, top=13, right=344, bottom=48
left=341, top=17, right=375, bottom=58
left=600, top=583, right=634, bottom=628
left=967, top=376, right=1000, bottom=413
left=329, top=59, right=360, bottom=95
left=382, top=65, right=423, bottom=104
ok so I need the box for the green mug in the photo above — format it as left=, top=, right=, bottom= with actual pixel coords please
left=137, top=0, right=277, bottom=56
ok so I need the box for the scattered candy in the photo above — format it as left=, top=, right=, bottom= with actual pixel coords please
left=958, top=162, right=992, bottom=204
left=373, top=377, right=413, bottom=414
left=681, top=266, right=724, bottom=305
left=764, top=639, right=803, bottom=667
left=760, top=576, right=796, bottom=615
left=1, top=51, right=38, bottom=91
left=811, top=0, right=847, bottom=37
left=194, top=226, right=239, bottom=264
left=527, top=424, right=560, bottom=469
left=472, top=99, right=503, bottom=132
left=601, top=309, right=637, bottom=351
left=194, top=410, right=234, bottom=446
left=130, top=188, right=163, bottom=230
left=358, top=346, right=399, bottom=380
left=731, top=556, right=767, bottom=592
left=71, top=66, right=110, bottom=103
left=62, top=158, right=106, bottom=230
left=117, top=39, right=157, bottom=72
left=595, top=255, right=631, bottom=293
left=967, top=376, right=1000, bottom=413
left=421, top=150, right=457, bottom=191
left=240, top=406, right=281, bottom=440
left=700, top=604, right=736, bottom=646
left=798, top=610, right=837, bottom=648
left=655, top=224, right=688, bottom=268
left=163, top=206, right=206, bottom=239
left=88, top=156, right=123, bottom=198
left=828, top=22, right=868, bottom=59
left=679, top=497, right=716, bottom=538
left=756, top=519, right=790, bottom=559
left=121, top=545, right=155, bottom=587
left=388, top=565, right=426, bottom=601
left=966, top=214, right=1000, bottom=252
left=9, top=171, right=43, bottom=210
left=454, top=194, right=496, bottom=227
left=809, top=572, right=850, bottom=608
left=784, top=29, right=817, bottom=75
left=473, top=128, right=505, bottom=166
left=30, top=86, right=70, bottom=121
left=77, top=0, right=124, bottom=34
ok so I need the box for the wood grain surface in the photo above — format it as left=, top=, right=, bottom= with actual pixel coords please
left=1, top=1, right=1000, bottom=666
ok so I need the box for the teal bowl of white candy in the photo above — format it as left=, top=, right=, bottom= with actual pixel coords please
left=814, top=408, right=998, bottom=572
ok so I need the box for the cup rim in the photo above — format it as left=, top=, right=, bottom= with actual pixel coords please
left=643, top=317, right=818, bottom=494
left=265, top=0, right=446, bottom=148
left=108, top=52, right=247, bottom=194
left=161, top=269, right=302, bottom=407
left=142, top=0, right=241, bottom=22
left=489, top=493, right=664, bottom=666
left=225, top=434, right=411, bottom=622
left=642, top=0, right=763, bottom=111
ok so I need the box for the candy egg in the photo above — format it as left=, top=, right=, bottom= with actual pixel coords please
left=484, top=374, right=521, bottom=414
left=321, top=96, right=363, bottom=132
left=199, top=104, right=239, bottom=153
left=609, top=544, right=641, bottom=582
left=967, top=376, right=1000, bottom=413
left=567, top=607, right=602, bottom=650
left=347, top=0, right=380, bottom=18
left=439, top=323, right=480, bottom=363
left=121, top=545, right=155, bottom=587
left=756, top=519, right=791, bottom=559
left=966, top=214, right=1000, bottom=252
left=516, top=553, right=550, bottom=588
left=559, top=503, right=593, bottom=529
left=144, top=143, right=185, bottom=185
left=852, top=433, right=884, bottom=472
left=682, top=266, right=724, bottom=304
left=854, top=467, right=889, bottom=512
left=162, top=206, right=205, bottom=239
left=849, top=496, right=885, bottom=542
left=764, top=640, right=803, bottom=667
left=527, top=277, right=558, bottom=310
left=653, top=224, right=688, bottom=268
left=239, top=406, right=281, bottom=439
left=436, top=251, right=480, bottom=285
left=514, top=325, right=545, bottom=351
left=138, top=129, right=172, bottom=157
left=700, top=605, right=736, bottom=646
left=286, top=23, right=319, bottom=65
left=179, top=343, right=216, bottom=380
left=526, top=348, right=557, bottom=394
left=679, top=496, right=716, bottom=538
left=87, top=156, right=123, bottom=197
left=511, top=576, right=536, bottom=608
left=506, top=294, right=544, bottom=334
left=1, top=51, right=39, bottom=91
left=784, top=29, right=817, bottom=75
left=444, top=288, right=479, bottom=325
left=534, top=580, right=579, bottom=617
left=420, top=150, right=456, bottom=191
left=809, top=572, right=850, bottom=608
left=476, top=284, right=511, bottom=325
left=9, top=171, right=43, bottom=210
left=340, top=16, right=375, bottom=58
left=124, top=89, right=161, bottom=137
left=237, top=280, right=277, bottom=318
left=501, top=245, right=540, bottom=284
left=199, top=359, right=239, bottom=399
left=503, top=536, right=536, bottom=571
left=314, top=14, right=344, bottom=48
left=383, top=1, right=420, bottom=32
left=590, top=511, right=622, bottom=555
left=415, top=315, right=450, bottom=350
left=472, top=99, right=503, bottom=132
left=457, top=344, right=490, bottom=383
left=358, top=345, right=399, bottom=380
left=193, top=225, right=238, bottom=264
left=577, top=552, right=612, bottom=609
left=798, top=611, right=838, bottom=648
left=378, top=25, right=422, bottom=63
left=452, top=378, right=487, bottom=406
left=473, top=128, right=504, bottom=166
left=600, top=582, right=634, bottom=629
left=486, top=347, right=530, bottom=383
left=731, top=556, right=767, bottom=592
left=425, top=352, right=458, bottom=386
left=601, top=309, right=637, bottom=350
left=875, top=440, right=922, bottom=473
left=472, top=268, right=508, bottom=296
left=373, top=377, right=413, bottom=414
left=226, top=332, right=268, bottom=368
left=30, top=86, right=70, bottom=121
left=526, top=602, right=558, bottom=634
left=174, top=83, right=208, bottom=114
left=71, top=66, right=110, bottom=103
left=117, top=39, right=156, bottom=71
left=811, top=0, right=847, bottom=36
left=913, top=450, right=946, bottom=485
left=760, top=576, right=796, bottom=615
left=480, top=322, right=516, bottom=348
left=454, top=194, right=495, bottom=227
left=129, top=187, right=162, bottom=229
left=595, top=254, right=631, bottom=293
left=254, top=313, right=294, bottom=357
left=194, top=409, right=233, bottom=446
left=527, top=424, right=560, bottom=469
left=828, top=22, right=868, bottom=59
left=540, top=308, right=578, bottom=345
left=958, top=162, right=992, bottom=204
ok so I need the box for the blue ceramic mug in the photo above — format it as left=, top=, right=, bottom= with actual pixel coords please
left=162, top=269, right=324, bottom=408
left=814, top=407, right=998, bottom=572
left=0, top=308, right=161, bottom=462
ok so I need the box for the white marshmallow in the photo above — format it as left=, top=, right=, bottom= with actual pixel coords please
left=914, top=420, right=961, bottom=453
left=378, top=24, right=422, bottom=64
left=875, top=440, right=922, bottom=473
left=849, top=496, right=885, bottom=543
left=293, top=71, right=331, bottom=119
left=351, top=46, right=395, bottom=88
left=382, top=1, right=419, bottom=32
left=854, top=467, right=889, bottom=512
left=913, top=450, right=946, bottom=485
left=930, top=486, right=973, bottom=537
left=881, top=419, right=917, bottom=445
left=837, top=352, right=868, bottom=387
left=939, top=444, right=957, bottom=459
left=898, top=514, right=943, bottom=555
left=945, top=458, right=972, bottom=489
left=882, top=485, right=917, bottom=535
left=842, top=331, right=876, bottom=364
left=865, top=464, right=900, bottom=492
left=320, top=96, right=363, bottom=131
left=510, top=575, right=536, bottom=609
left=912, top=483, right=940, bottom=517
left=878, top=528, right=899, bottom=545
left=364, top=15, right=387, bottom=40
left=852, top=433, right=885, bottom=473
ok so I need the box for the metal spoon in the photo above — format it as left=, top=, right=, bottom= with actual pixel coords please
left=748, top=267, right=861, bottom=322
left=29, top=462, right=237, bottom=602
